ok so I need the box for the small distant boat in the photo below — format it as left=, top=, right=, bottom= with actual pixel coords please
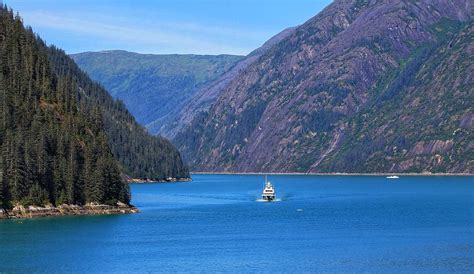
left=262, top=175, right=276, bottom=202
left=386, top=175, right=399, bottom=179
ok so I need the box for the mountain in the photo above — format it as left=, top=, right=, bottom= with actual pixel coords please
left=162, top=27, right=297, bottom=139
left=71, top=51, right=243, bottom=134
left=71, top=28, right=296, bottom=139
left=0, top=6, right=130, bottom=208
left=48, top=49, right=189, bottom=180
left=0, top=5, right=189, bottom=213
left=174, top=0, right=473, bottom=173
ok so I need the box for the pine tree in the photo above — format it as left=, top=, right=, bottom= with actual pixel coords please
left=0, top=5, right=184, bottom=210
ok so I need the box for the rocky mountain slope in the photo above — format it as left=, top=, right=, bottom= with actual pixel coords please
left=162, top=27, right=297, bottom=139
left=174, top=0, right=473, bottom=173
left=71, top=51, right=243, bottom=134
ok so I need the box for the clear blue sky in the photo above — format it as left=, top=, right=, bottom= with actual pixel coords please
left=4, top=0, right=332, bottom=55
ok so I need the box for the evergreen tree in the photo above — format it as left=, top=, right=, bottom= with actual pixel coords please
left=0, top=6, right=131, bottom=208
left=0, top=5, right=188, bottom=210
left=46, top=47, right=190, bottom=181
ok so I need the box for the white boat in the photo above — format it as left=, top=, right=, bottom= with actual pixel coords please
left=262, top=175, right=276, bottom=201
left=386, top=175, right=399, bottom=179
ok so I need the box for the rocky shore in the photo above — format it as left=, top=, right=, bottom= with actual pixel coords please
left=0, top=202, right=139, bottom=219
left=128, top=177, right=192, bottom=183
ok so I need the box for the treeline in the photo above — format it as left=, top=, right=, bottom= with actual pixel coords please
left=0, top=7, right=129, bottom=208
left=47, top=47, right=190, bottom=180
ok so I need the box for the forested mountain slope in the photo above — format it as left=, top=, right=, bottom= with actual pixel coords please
left=174, top=0, right=473, bottom=173
left=0, top=6, right=189, bottom=216
left=71, top=51, right=243, bottom=134
left=48, top=49, right=189, bottom=180
left=0, top=7, right=129, bottom=208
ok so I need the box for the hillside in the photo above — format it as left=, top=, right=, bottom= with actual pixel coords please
left=48, top=51, right=189, bottom=181
left=0, top=7, right=130, bottom=208
left=162, top=27, right=297, bottom=139
left=174, top=0, right=473, bottom=173
left=318, top=22, right=473, bottom=173
left=1, top=5, right=189, bottom=187
left=71, top=51, right=243, bottom=134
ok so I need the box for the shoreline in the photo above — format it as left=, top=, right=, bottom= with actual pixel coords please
left=191, top=172, right=472, bottom=176
left=128, top=177, right=192, bottom=184
left=0, top=203, right=139, bottom=219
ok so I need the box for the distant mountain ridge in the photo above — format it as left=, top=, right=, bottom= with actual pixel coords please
left=71, top=27, right=297, bottom=138
left=173, top=0, right=473, bottom=173
left=161, top=27, right=297, bottom=139
left=71, top=51, right=243, bottom=134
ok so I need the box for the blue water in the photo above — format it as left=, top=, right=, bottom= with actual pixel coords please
left=1, top=175, right=473, bottom=273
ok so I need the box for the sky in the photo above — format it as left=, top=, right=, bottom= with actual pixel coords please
left=3, top=0, right=332, bottom=55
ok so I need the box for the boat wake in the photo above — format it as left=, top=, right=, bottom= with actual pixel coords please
left=255, top=198, right=283, bottom=202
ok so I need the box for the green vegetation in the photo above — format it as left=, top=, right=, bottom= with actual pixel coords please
left=0, top=7, right=129, bottom=208
left=0, top=6, right=190, bottom=209
left=48, top=48, right=190, bottom=180
left=71, top=51, right=243, bottom=134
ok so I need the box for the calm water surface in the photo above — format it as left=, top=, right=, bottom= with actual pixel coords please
left=1, top=175, right=473, bottom=272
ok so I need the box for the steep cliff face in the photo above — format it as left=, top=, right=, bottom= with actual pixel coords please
left=174, top=0, right=473, bottom=173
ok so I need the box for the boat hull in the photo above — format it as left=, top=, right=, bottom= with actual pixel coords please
left=262, top=195, right=276, bottom=202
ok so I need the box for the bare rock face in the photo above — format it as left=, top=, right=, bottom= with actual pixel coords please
left=460, top=113, right=474, bottom=129
left=409, top=141, right=454, bottom=156
left=173, top=0, right=473, bottom=173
